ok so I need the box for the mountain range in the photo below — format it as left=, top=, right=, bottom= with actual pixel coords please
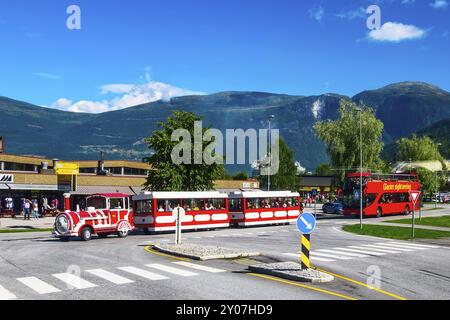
left=1, top=81, right=449, bottom=172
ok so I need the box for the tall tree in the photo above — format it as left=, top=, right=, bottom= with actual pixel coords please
left=396, top=135, right=444, bottom=162
left=144, top=110, right=225, bottom=191
left=259, top=138, right=299, bottom=191
left=315, top=100, right=384, bottom=182
left=315, top=163, right=334, bottom=176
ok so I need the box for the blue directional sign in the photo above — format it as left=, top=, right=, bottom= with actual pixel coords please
left=296, top=212, right=316, bottom=234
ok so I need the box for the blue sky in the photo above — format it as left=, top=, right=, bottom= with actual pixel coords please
left=0, top=0, right=449, bottom=113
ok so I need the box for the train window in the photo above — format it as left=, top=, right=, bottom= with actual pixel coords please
left=110, top=198, right=124, bottom=209
left=246, top=198, right=259, bottom=209
left=135, top=200, right=152, bottom=213
left=86, top=196, right=107, bottom=210
left=184, top=199, right=203, bottom=211
left=229, top=199, right=242, bottom=211
left=210, top=198, right=226, bottom=210
left=156, top=199, right=180, bottom=212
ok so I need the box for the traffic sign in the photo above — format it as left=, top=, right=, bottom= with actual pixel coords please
left=172, top=207, right=186, bottom=220
left=408, top=190, right=421, bottom=206
left=296, top=212, right=316, bottom=234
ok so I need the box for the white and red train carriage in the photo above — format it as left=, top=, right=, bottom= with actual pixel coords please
left=228, top=191, right=302, bottom=227
left=54, top=193, right=134, bottom=241
left=132, top=191, right=230, bottom=233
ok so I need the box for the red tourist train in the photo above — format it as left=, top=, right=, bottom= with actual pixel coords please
left=132, top=191, right=230, bottom=233
left=54, top=193, right=134, bottom=241
left=228, top=191, right=302, bottom=226
left=341, top=172, right=421, bottom=218
left=53, top=190, right=303, bottom=240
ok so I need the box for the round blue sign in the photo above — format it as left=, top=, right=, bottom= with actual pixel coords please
left=296, top=212, right=316, bottom=234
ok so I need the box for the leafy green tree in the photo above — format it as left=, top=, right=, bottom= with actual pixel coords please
left=232, top=171, right=249, bottom=180
left=315, top=163, right=334, bottom=176
left=396, top=135, right=444, bottom=162
left=259, top=138, right=299, bottom=191
left=315, top=100, right=384, bottom=182
left=414, top=168, right=447, bottom=196
left=144, top=110, right=225, bottom=191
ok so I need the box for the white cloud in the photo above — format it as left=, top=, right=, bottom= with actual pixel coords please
left=51, top=81, right=204, bottom=113
left=309, top=6, right=324, bottom=22
left=368, top=22, right=426, bottom=42
left=430, top=0, right=448, bottom=9
left=402, top=0, right=415, bottom=4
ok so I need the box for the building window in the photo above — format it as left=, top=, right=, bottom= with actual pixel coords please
left=79, top=168, right=96, bottom=174
left=105, top=167, right=122, bottom=175
left=123, top=167, right=147, bottom=176
left=3, top=162, right=36, bottom=172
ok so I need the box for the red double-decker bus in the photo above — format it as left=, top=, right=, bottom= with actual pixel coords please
left=341, top=172, right=421, bottom=218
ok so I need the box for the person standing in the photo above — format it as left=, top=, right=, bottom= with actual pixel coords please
left=23, top=198, right=31, bottom=220
left=32, top=199, right=39, bottom=221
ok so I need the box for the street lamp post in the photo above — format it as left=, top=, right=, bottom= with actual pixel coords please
left=435, top=143, right=442, bottom=209
left=355, top=107, right=363, bottom=229
left=267, top=115, right=275, bottom=191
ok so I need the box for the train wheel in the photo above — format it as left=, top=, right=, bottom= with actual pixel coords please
left=117, top=229, right=129, bottom=238
left=80, top=227, right=92, bottom=241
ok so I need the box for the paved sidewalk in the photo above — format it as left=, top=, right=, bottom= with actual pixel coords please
left=0, top=216, right=55, bottom=230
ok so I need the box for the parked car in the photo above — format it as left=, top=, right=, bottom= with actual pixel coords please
left=322, top=202, right=343, bottom=214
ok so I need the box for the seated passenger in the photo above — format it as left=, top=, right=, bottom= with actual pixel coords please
left=158, top=205, right=165, bottom=212
left=205, top=202, right=215, bottom=210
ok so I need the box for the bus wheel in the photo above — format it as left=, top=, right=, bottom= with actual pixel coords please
left=376, top=208, right=382, bottom=218
left=80, top=227, right=92, bottom=241
left=404, top=206, right=410, bottom=216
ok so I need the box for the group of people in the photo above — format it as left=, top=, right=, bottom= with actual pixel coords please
left=246, top=197, right=298, bottom=210
left=157, top=201, right=224, bottom=212
left=0, top=196, right=60, bottom=220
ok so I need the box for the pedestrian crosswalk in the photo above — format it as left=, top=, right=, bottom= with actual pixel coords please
left=0, top=261, right=226, bottom=300
left=283, top=241, right=440, bottom=263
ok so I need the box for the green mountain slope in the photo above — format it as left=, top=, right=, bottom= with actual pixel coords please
left=1, top=82, right=449, bottom=171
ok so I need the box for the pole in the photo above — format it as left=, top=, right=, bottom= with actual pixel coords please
left=359, top=110, right=363, bottom=230
left=301, top=234, right=311, bottom=270
left=412, top=205, right=415, bottom=239
left=175, top=207, right=181, bottom=245
left=435, top=146, right=438, bottom=210
left=267, top=116, right=272, bottom=192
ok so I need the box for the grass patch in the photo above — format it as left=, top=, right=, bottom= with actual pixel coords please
left=386, top=215, right=450, bottom=228
left=0, top=228, right=53, bottom=234
left=343, top=224, right=450, bottom=240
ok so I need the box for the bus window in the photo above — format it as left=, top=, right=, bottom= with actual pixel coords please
left=363, top=194, right=377, bottom=208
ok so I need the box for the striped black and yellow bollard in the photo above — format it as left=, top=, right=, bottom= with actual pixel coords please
left=301, top=234, right=311, bottom=270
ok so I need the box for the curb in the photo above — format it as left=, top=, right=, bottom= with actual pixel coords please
left=248, top=263, right=334, bottom=283
left=154, top=245, right=260, bottom=261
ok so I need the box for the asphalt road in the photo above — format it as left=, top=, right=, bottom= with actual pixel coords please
left=1, top=205, right=449, bottom=300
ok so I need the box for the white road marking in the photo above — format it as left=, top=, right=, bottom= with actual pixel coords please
left=146, top=264, right=198, bottom=277
left=283, top=252, right=335, bottom=262
left=334, top=247, right=386, bottom=256
left=17, top=277, right=61, bottom=294
left=117, top=266, right=168, bottom=280
left=316, top=249, right=368, bottom=258
left=374, top=243, right=414, bottom=252
left=310, top=252, right=353, bottom=260
left=53, top=273, right=97, bottom=289
left=86, top=269, right=134, bottom=284
left=172, top=261, right=226, bottom=273
left=0, top=284, right=17, bottom=300
left=358, top=244, right=403, bottom=253
left=381, top=243, right=427, bottom=250
left=389, top=242, right=440, bottom=249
